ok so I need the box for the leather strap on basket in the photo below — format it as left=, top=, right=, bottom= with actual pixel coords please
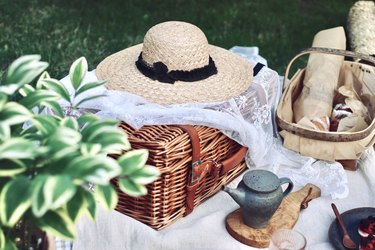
left=279, top=47, right=375, bottom=142
left=177, top=125, right=248, bottom=216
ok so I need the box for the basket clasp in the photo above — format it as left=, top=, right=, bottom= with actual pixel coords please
left=191, top=159, right=219, bottom=183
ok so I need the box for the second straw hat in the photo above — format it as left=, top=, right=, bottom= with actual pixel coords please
left=96, top=21, right=253, bottom=105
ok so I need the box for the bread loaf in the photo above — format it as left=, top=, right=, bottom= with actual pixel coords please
left=293, top=27, right=346, bottom=131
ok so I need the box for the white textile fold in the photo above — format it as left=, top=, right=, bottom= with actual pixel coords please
left=59, top=47, right=348, bottom=199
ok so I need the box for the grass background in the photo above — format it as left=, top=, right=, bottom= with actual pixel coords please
left=0, top=0, right=356, bottom=80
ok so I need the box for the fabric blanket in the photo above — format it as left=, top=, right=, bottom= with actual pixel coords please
left=72, top=148, right=375, bottom=250
left=58, top=47, right=374, bottom=249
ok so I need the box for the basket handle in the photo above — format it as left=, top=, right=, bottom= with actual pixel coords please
left=279, top=47, right=375, bottom=142
left=283, top=47, right=375, bottom=91
left=178, top=125, right=248, bottom=215
left=219, top=147, right=248, bottom=174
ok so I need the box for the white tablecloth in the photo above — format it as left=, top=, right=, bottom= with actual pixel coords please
left=72, top=148, right=375, bottom=250
left=54, top=47, right=375, bottom=250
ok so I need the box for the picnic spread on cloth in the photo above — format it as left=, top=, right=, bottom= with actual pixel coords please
left=53, top=21, right=375, bottom=250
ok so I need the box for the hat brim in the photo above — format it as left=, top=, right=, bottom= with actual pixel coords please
left=96, top=44, right=253, bottom=105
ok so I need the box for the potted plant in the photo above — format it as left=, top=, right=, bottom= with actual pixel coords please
left=0, top=55, right=160, bottom=249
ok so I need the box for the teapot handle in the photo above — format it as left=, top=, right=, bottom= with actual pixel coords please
left=279, top=177, right=294, bottom=197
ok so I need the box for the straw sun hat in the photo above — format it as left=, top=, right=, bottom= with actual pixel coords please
left=96, top=21, right=253, bottom=105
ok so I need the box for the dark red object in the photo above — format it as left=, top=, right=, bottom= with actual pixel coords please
left=359, top=216, right=375, bottom=237
left=359, top=216, right=375, bottom=250
left=360, top=235, right=375, bottom=250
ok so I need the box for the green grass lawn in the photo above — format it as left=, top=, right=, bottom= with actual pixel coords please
left=0, top=0, right=356, bottom=80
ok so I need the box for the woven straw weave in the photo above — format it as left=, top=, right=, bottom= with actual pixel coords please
left=347, top=1, right=375, bottom=55
left=111, top=123, right=247, bottom=230
left=142, top=21, right=209, bottom=71
left=97, top=21, right=253, bottom=105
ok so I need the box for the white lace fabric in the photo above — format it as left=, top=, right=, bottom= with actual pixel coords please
left=60, top=47, right=348, bottom=199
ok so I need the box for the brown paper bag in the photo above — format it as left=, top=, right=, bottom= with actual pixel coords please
left=293, top=27, right=346, bottom=128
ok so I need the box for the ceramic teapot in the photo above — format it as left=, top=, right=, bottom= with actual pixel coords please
left=224, top=169, right=293, bottom=228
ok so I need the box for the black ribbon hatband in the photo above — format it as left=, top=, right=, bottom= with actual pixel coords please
left=135, top=53, right=218, bottom=84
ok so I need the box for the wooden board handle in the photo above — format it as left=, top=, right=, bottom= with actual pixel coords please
left=226, top=183, right=321, bottom=248
left=285, top=183, right=321, bottom=209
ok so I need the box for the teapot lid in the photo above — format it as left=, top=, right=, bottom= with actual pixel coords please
left=243, top=169, right=280, bottom=193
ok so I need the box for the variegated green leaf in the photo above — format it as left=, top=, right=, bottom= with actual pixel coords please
left=31, top=175, right=49, bottom=217
left=85, top=126, right=127, bottom=142
left=0, top=226, right=5, bottom=249
left=129, top=165, right=160, bottom=185
left=100, top=141, right=131, bottom=154
left=38, top=71, right=51, bottom=80
left=36, top=71, right=51, bottom=89
left=95, top=184, right=118, bottom=211
left=31, top=115, right=59, bottom=136
left=0, top=159, right=27, bottom=176
left=40, top=100, right=64, bottom=117
left=0, top=123, right=10, bottom=141
left=33, top=210, right=76, bottom=240
left=65, top=156, right=120, bottom=185
left=0, top=102, right=32, bottom=126
left=6, top=55, right=48, bottom=91
left=79, top=119, right=122, bottom=143
left=18, top=84, right=35, bottom=97
left=118, top=149, right=148, bottom=176
left=0, top=138, right=37, bottom=159
left=0, top=176, right=31, bottom=227
left=14, top=61, right=49, bottom=87
left=77, top=113, right=99, bottom=126
left=73, top=94, right=106, bottom=108
left=60, top=117, right=79, bottom=131
left=76, top=80, right=106, bottom=96
left=47, top=127, right=82, bottom=149
left=0, top=84, right=19, bottom=95
left=0, top=93, right=7, bottom=110
left=85, top=127, right=130, bottom=153
left=66, top=188, right=86, bottom=222
left=49, top=146, right=79, bottom=163
left=69, top=57, right=87, bottom=90
left=19, top=89, right=59, bottom=109
left=80, top=119, right=119, bottom=138
left=7, top=55, right=41, bottom=80
left=80, top=143, right=102, bottom=156
left=20, top=122, right=37, bottom=135
left=83, top=190, right=96, bottom=220
left=118, top=178, right=147, bottom=197
left=40, top=79, right=71, bottom=102
left=44, top=175, right=77, bottom=210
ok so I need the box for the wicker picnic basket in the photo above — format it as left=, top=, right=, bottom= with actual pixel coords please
left=110, top=122, right=248, bottom=230
left=276, top=47, right=375, bottom=168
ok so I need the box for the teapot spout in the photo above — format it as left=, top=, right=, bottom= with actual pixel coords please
left=223, top=186, right=246, bottom=207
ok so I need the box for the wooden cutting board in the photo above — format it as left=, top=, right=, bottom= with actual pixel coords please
left=225, top=183, right=321, bottom=248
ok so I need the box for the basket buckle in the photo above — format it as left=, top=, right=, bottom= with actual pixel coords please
left=191, top=160, right=203, bottom=183
left=191, top=159, right=218, bottom=183
left=212, top=161, right=221, bottom=176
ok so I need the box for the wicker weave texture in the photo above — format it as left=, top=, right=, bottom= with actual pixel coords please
left=111, top=123, right=247, bottom=230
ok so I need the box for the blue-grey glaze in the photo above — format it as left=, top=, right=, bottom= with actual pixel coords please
left=224, top=169, right=293, bottom=228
